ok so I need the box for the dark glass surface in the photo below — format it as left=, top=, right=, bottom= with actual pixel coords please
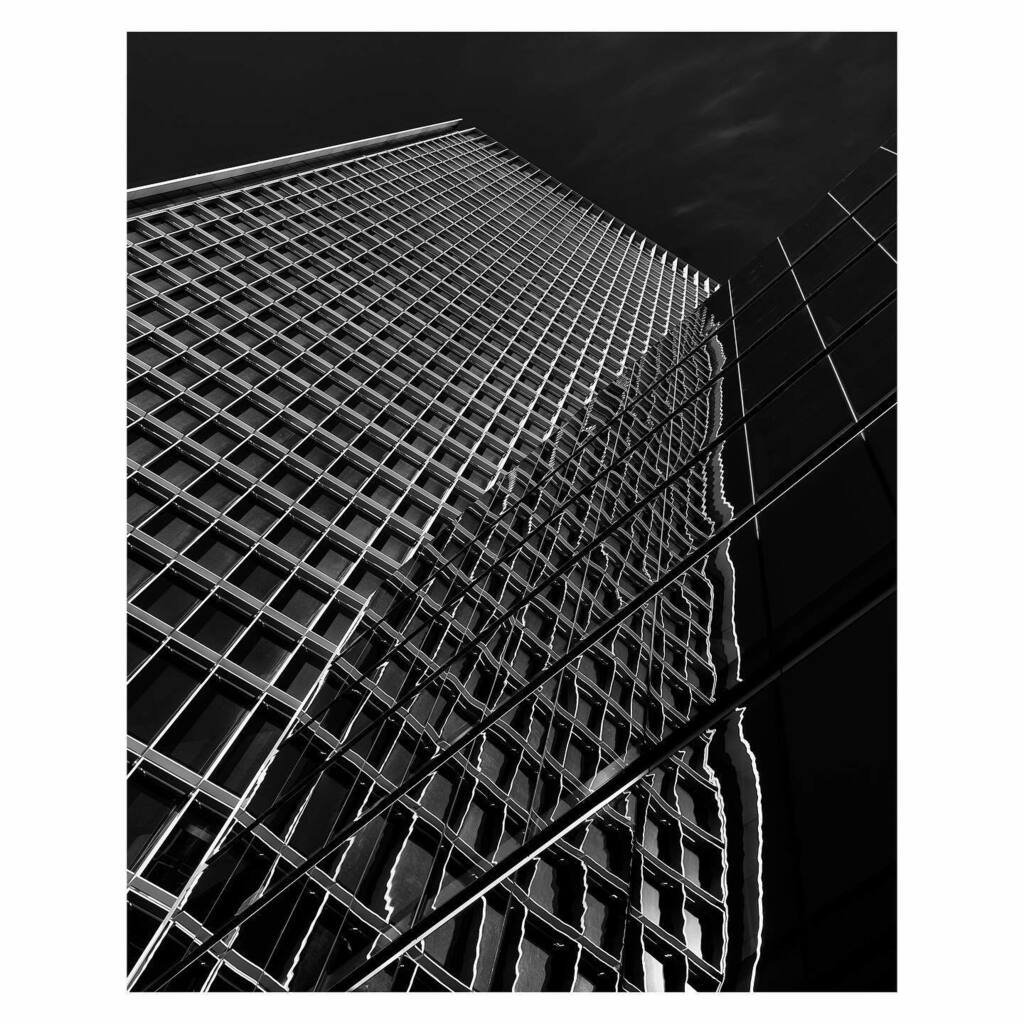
left=127, top=898, right=163, bottom=972
left=127, top=626, right=158, bottom=675
left=745, top=360, right=853, bottom=496
left=185, top=529, right=247, bottom=576
left=268, top=517, right=318, bottom=557
left=851, top=180, right=895, bottom=239
left=729, top=242, right=788, bottom=310
left=757, top=436, right=894, bottom=650
left=806, top=236, right=895, bottom=344
left=275, top=647, right=327, bottom=698
left=133, top=572, right=206, bottom=628
left=187, top=472, right=244, bottom=512
left=210, top=708, right=286, bottom=794
left=733, top=272, right=803, bottom=352
left=864, top=407, right=896, bottom=501
left=831, top=147, right=896, bottom=210
left=155, top=680, right=249, bottom=772
left=229, top=553, right=287, bottom=601
left=128, top=653, right=207, bottom=744
left=142, top=504, right=208, bottom=551
left=144, top=803, right=225, bottom=894
left=778, top=196, right=847, bottom=265
left=127, top=547, right=162, bottom=597
left=230, top=494, right=280, bottom=535
left=272, top=579, right=327, bottom=626
left=313, top=602, right=355, bottom=644
left=182, top=598, right=249, bottom=653
left=128, top=481, right=162, bottom=525
left=309, top=539, right=353, bottom=580
left=231, top=621, right=292, bottom=681
left=127, top=772, right=181, bottom=869
left=192, top=421, right=241, bottom=456
left=788, top=218, right=868, bottom=295
left=828, top=299, right=896, bottom=417
left=735, top=308, right=822, bottom=406
left=739, top=594, right=896, bottom=990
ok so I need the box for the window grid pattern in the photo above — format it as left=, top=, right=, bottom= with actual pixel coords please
left=128, top=127, right=712, bottom=991
left=129, top=134, right=893, bottom=994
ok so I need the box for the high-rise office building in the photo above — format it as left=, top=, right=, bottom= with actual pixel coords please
left=126, top=120, right=895, bottom=992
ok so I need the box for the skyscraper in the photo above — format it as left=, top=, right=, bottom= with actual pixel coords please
left=126, top=120, right=895, bottom=991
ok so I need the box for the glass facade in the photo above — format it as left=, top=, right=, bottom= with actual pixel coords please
left=127, top=123, right=895, bottom=992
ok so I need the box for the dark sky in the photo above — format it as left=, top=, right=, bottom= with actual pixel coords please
left=127, top=32, right=895, bottom=282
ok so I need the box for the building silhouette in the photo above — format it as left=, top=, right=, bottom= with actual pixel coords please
left=127, top=121, right=895, bottom=991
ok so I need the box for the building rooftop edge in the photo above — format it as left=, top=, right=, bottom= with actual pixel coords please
left=127, top=118, right=464, bottom=208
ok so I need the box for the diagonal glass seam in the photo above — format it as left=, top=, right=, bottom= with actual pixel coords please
left=182, top=246, right=897, bottom=882
left=130, top=159, right=897, bottom=983
left=778, top=235, right=860, bottom=429
left=231, top=170, right=896, bottom=648
left=827, top=190, right=896, bottom=264
left=199, top=228, right=897, bottom=843
left=128, top=163, right=639, bottom=949
left=145, top=388, right=896, bottom=992
left=184, top=279, right=895, bottom=881
left=726, top=279, right=760, bottom=538
left=327, top=574, right=898, bottom=991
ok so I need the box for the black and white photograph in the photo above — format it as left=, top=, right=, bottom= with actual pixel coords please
left=6, top=5, right=1021, bottom=1018
left=124, top=30, right=897, bottom=993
